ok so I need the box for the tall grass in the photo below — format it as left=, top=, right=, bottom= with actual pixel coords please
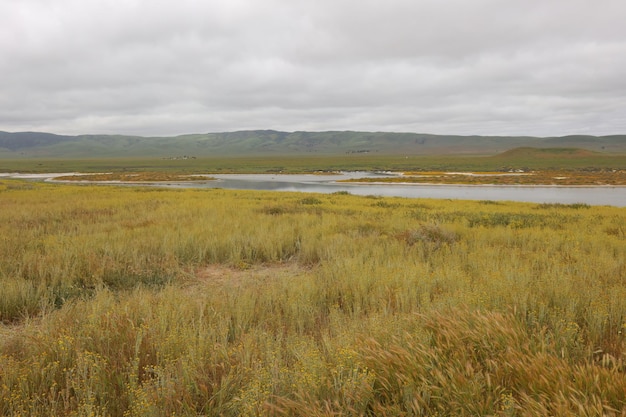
left=1, top=179, right=626, bottom=415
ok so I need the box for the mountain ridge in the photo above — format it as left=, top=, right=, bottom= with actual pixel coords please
left=1, top=130, right=625, bottom=158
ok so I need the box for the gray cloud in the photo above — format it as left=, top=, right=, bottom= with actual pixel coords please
left=1, top=0, right=625, bottom=136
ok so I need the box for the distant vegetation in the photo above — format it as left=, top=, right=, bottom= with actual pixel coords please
left=2, top=180, right=626, bottom=415
left=1, top=130, right=625, bottom=159
left=497, top=147, right=601, bottom=159
left=2, top=149, right=626, bottom=176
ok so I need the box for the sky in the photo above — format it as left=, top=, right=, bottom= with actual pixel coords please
left=1, top=0, right=625, bottom=137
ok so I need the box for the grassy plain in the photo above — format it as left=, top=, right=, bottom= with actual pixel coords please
left=2, top=148, right=626, bottom=175
left=1, top=179, right=626, bottom=415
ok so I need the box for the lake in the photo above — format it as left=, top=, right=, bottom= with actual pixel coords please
left=3, top=172, right=625, bottom=207
left=179, top=173, right=626, bottom=207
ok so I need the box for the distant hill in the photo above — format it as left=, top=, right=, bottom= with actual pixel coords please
left=0, top=132, right=74, bottom=151
left=0, top=130, right=624, bottom=158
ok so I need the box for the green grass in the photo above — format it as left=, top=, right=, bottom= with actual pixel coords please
left=1, top=179, right=626, bottom=415
left=2, top=151, right=626, bottom=174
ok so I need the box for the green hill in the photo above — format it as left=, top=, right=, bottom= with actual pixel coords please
left=0, top=130, right=624, bottom=159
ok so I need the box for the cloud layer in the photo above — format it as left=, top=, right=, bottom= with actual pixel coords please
left=2, top=0, right=625, bottom=136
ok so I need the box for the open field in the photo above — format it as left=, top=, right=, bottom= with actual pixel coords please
left=2, top=147, right=626, bottom=175
left=5, top=147, right=626, bottom=187
left=1, top=179, right=626, bottom=415
left=0, top=155, right=626, bottom=175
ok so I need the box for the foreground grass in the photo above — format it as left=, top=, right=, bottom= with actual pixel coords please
left=1, top=179, right=626, bottom=415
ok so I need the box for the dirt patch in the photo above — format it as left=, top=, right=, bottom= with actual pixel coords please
left=185, top=262, right=307, bottom=290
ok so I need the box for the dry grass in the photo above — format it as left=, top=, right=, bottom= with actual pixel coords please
left=1, top=179, right=626, bottom=415
left=344, top=169, right=626, bottom=185
left=55, top=172, right=214, bottom=182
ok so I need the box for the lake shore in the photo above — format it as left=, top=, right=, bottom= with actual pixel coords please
left=3, top=172, right=626, bottom=206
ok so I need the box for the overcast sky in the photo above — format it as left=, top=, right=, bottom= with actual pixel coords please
left=1, top=0, right=625, bottom=137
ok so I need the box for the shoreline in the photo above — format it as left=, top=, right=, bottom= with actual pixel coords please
left=3, top=172, right=625, bottom=206
left=2, top=171, right=626, bottom=188
left=340, top=180, right=626, bottom=189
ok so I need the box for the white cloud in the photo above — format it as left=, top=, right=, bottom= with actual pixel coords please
left=1, top=0, right=625, bottom=136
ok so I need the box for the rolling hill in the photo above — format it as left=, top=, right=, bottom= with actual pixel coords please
left=0, top=130, right=625, bottom=159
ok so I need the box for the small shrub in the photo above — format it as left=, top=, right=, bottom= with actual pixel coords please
left=373, top=201, right=400, bottom=208
left=605, top=225, right=626, bottom=239
left=262, top=205, right=290, bottom=215
left=356, top=222, right=381, bottom=236
left=535, top=202, right=591, bottom=210
left=6, top=183, right=35, bottom=191
left=399, top=224, right=457, bottom=248
left=300, top=197, right=322, bottom=205
left=0, top=279, right=48, bottom=323
left=568, top=203, right=591, bottom=209
left=466, top=212, right=569, bottom=229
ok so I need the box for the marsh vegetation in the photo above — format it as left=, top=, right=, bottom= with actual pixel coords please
left=342, top=170, right=626, bottom=186
left=1, top=179, right=626, bottom=415
left=53, top=172, right=214, bottom=182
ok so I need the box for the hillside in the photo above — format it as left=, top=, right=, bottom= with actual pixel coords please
left=0, top=130, right=625, bottom=159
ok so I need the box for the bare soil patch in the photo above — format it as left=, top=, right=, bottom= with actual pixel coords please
left=185, top=262, right=307, bottom=290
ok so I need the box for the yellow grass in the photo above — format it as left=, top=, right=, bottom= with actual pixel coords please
left=346, top=170, right=626, bottom=185
left=55, top=172, right=214, bottom=182
left=1, top=179, right=626, bottom=415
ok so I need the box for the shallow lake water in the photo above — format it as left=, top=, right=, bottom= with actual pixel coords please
left=3, top=172, right=625, bottom=207
left=179, top=173, right=626, bottom=207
